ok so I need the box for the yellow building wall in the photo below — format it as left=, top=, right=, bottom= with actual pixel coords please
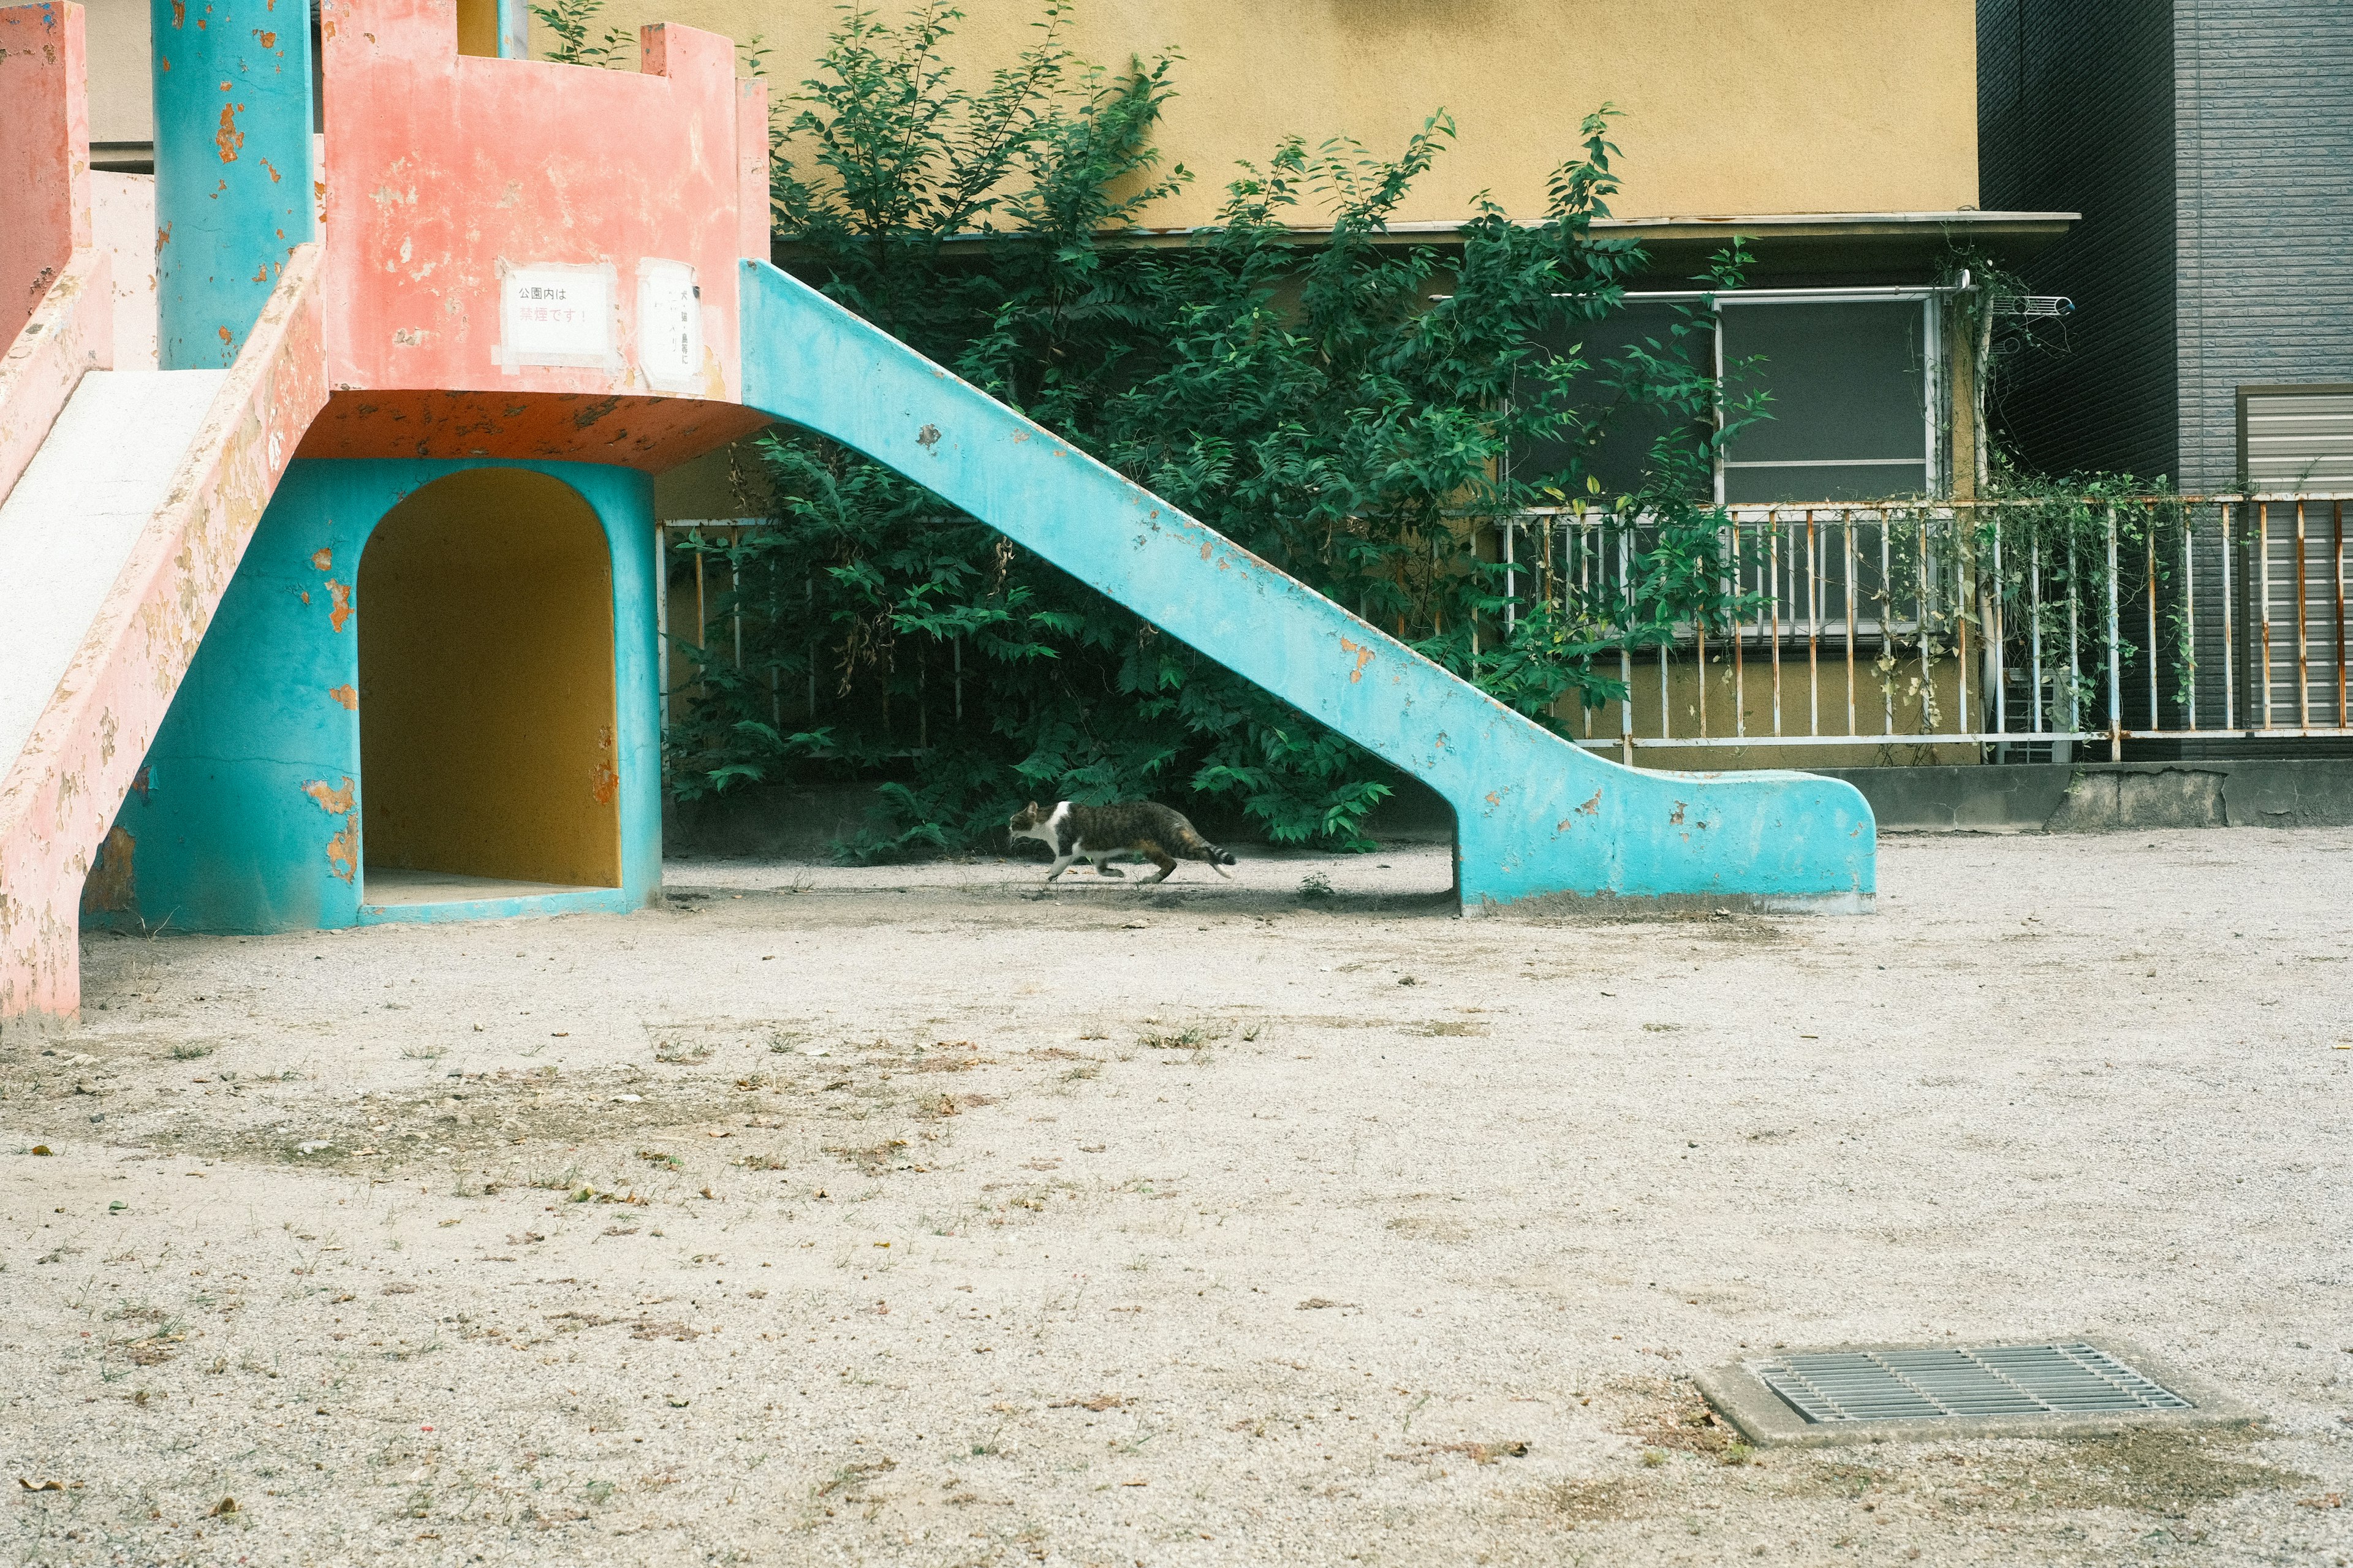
left=357, top=470, right=624, bottom=889
left=583, top=0, right=1979, bottom=229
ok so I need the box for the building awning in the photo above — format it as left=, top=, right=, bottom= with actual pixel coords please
left=1101, top=209, right=2077, bottom=276
left=817, top=210, right=2080, bottom=282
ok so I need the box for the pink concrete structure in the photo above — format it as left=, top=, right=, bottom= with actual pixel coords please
left=0, top=247, right=112, bottom=503
left=0, top=2, right=91, bottom=344
left=0, top=248, right=325, bottom=1021
left=0, top=2, right=112, bottom=498
left=300, top=0, right=771, bottom=468
left=3, top=0, right=774, bottom=1027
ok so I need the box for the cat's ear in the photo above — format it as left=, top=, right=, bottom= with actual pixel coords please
left=1027, top=801, right=1041, bottom=812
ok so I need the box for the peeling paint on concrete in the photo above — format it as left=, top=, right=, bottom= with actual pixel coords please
left=78, top=825, right=135, bottom=914
left=154, top=0, right=312, bottom=368
left=109, top=456, right=662, bottom=936
left=301, top=775, right=354, bottom=814
left=324, top=820, right=357, bottom=880
left=0, top=2, right=93, bottom=350
left=314, top=1, right=767, bottom=464
left=327, top=683, right=356, bottom=708
left=1, top=248, right=326, bottom=1022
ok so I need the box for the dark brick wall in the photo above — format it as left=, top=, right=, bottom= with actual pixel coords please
left=1977, top=0, right=2178, bottom=482
left=2174, top=0, right=2353, bottom=494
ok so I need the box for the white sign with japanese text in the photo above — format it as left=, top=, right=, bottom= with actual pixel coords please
left=498, top=262, right=618, bottom=371
left=636, top=259, right=701, bottom=390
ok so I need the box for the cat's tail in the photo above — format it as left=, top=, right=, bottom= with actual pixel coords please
left=1178, top=827, right=1238, bottom=879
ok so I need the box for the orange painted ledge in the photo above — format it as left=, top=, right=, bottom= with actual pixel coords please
left=294, top=388, right=770, bottom=469
left=0, top=244, right=328, bottom=1026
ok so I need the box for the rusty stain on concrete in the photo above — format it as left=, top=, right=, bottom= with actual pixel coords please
left=592, top=725, right=619, bottom=804
left=79, top=827, right=137, bottom=916
left=215, top=101, right=243, bottom=162
left=325, top=578, right=351, bottom=630
left=327, top=683, right=357, bottom=709
left=1338, top=638, right=1376, bottom=683
left=325, top=822, right=358, bottom=882
left=309, top=546, right=332, bottom=569
left=569, top=396, right=620, bottom=430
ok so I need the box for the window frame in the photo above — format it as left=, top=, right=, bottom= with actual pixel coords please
left=1619, top=285, right=1950, bottom=506
left=2237, top=383, right=2353, bottom=493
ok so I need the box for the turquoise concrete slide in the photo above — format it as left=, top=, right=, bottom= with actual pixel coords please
left=738, top=260, right=1875, bottom=912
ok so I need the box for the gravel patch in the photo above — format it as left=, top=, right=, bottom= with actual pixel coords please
left=2, top=830, right=2348, bottom=1565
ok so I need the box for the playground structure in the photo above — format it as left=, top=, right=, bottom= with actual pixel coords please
left=0, top=0, right=1876, bottom=1029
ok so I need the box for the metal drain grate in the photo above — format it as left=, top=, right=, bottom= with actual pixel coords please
left=1753, top=1343, right=2194, bottom=1425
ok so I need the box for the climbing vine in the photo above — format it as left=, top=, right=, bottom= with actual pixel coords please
left=654, top=1, right=1777, bottom=860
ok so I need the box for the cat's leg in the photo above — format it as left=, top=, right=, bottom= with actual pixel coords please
left=1044, top=854, right=1077, bottom=882
left=1137, top=841, right=1179, bottom=884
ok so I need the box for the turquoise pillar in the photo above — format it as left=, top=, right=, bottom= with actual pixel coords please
left=499, top=0, right=529, bottom=57
left=150, top=0, right=314, bottom=368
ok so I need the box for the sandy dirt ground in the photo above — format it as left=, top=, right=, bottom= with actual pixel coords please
left=2, top=829, right=2350, bottom=1567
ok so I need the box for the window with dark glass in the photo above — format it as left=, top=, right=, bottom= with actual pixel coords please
left=1717, top=299, right=1933, bottom=504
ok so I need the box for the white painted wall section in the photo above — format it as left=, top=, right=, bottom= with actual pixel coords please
left=0, top=368, right=228, bottom=784
left=91, top=173, right=159, bottom=373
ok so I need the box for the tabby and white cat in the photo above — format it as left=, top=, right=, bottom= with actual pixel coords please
left=1006, top=800, right=1238, bottom=885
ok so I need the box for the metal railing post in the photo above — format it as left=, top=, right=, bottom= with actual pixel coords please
left=1844, top=512, right=1859, bottom=737
left=2221, top=504, right=2235, bottom=732
left=654, top=522, right=669, bottom=745
left=2029, top=542, right=2044, bottom=737
left=1618, top=522, right=1634, bottom=766
left=2145, top=517, right=2158, bottom=730
left=2066, top=534, right=2080, bottom=753
left=1732, top=521, right=1746, bottom=739
left=2183, top=507, right=2197, bottom=732
left=2296, top=500, right=2311, bottom=730
left=2338, top=501, right=2348, bottom=729
left=2105, top=504, right=2123, bottom=760
left=1955, top=512, right=1969, bottom=746
left=1880, top=515, right=1895, bottom=737
left=1991, top=511, right=2006, bottom=743
left=1502, top=518, right=1517, bottom=635
left=1770, top=517, right=1783, bottom=737
left=1806, top=509, right=1821, bottom=737
left=2259, top=502, right=2273, bottom=730
left=1917, top=510, right=1933, bottom=738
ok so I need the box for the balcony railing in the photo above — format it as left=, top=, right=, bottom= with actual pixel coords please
left=662, top=496, right=2353, bottom=768
left=1496, top=494, right=2353, bottom=760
